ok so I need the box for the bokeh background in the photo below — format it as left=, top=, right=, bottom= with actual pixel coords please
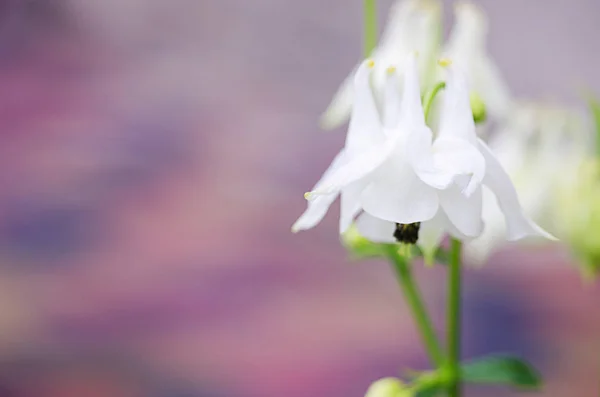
left=0, top=0, right=597, bottom=396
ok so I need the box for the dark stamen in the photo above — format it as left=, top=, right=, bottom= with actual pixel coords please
left=394, top=222, right=421, bottom=244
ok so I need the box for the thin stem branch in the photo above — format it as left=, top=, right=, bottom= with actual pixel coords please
left=363, top=0, right=377, bottom=57
left=422, top=81, right=446, bottom=124
left=447, top=238, right=463, bottom=397
left=385, top=246, right=445, bottom=367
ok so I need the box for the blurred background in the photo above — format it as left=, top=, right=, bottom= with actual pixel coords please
left=0, top=0, right=596, bottom=396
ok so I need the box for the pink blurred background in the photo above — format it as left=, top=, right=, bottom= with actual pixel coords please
left=0, top=0, right=597, bottom=396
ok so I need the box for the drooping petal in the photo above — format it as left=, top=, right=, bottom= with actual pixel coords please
left=417, top=211, right=448, bottom=265
left=345, top=60, right=385, bottom=156
left=406, top=125, right=455, bottom=190
left=292, top=150, right=346, bottom=232
left=399, top=52, right=426, bottom=127
left=361, top=165, right=439, bottom=224
left=439, top=182, right=483, bottom=237
left=355, top=212, right=396, bottom=243
left=339, top=179, right=370, bottom=233
left=430, top=136, right=486, bottom=195
left=319, top=68, right=355, bottom=130
left=438, top=62, right=478, bottom=144
left=383, top=67, right=402, bottom=128
left=477, top=138, right=557, bottom=241
left=463, top=186, right=506, bottom=265
left=308, top=133, right=399, bottom=197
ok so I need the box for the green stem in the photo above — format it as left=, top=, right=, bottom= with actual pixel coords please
left=363, top=0, right=377, bottom=57
left=447, top=238, right=463, bottom=397
left=422, top=81, right=446, bottom=124
left=385, top=246, right=445, bottom=367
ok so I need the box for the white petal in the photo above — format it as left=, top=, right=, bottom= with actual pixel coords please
left=477, top=138, right=556, bottom=241
left=383, top=69, right=402, bottom=128
left=439, top=183, right=483, bottom=237
left=361, top=165, right=439, bottom=224
left=292, top=150, right=346, bottom=232
left=463, top=188, right=506, bottom=265
left=438, top=64, right=478, bottom=144
left=430, top=136, right=486, bottom=195
left=309, top=133, right=398, bottom=197
left=399, top=53, right=426, bottom=126
left=418, top=212, right=447, bottom=264
left=319, top=67, right=356, bottom=130
left=339, top=179, right=369, bottom=233
left=345, top=60, right=385, bottom=156
left=407, top=126, right=455, bottom=190
left=355, top=212, right=396, bottom=243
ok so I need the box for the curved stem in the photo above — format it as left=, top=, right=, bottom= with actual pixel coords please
left=363, top=0, right=377, bottom=57
left=385, top=246, right=445, bottom=367
left=422, top=81, right=446, bottom=124
left=447, top=238, right=463, bottom=397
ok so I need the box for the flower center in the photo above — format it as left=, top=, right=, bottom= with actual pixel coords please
left=393, top=223, right=420, bottom=244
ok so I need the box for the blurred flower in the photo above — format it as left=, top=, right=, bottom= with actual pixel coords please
left=365, top=378, right=411, bottom=397
left=320, top=0, right=442, bottom=129
left=465, top=102, right=588, bottom=264
left=555, top=158, right=600, bottom=279
left=294, top=54, right=552, bottom=263
left=442, top=1, right=511, bottom=121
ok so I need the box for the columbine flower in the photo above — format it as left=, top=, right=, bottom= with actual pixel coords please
left=294, top=53, right=553, bottom=261
left=441, top=1, right=511, bottom=121
left=320, top=0, right=441, bottom=129
left=465, top=103, right=587, bottom=264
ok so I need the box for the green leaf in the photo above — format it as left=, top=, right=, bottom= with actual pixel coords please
left=460, top=355, right=542, bottom=389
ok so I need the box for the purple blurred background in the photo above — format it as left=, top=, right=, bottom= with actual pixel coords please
left=0, top=0, right=597, bottom=396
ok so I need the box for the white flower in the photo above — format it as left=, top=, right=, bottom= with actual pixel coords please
left=320, top=0, right=442, bottom=129
left=442, top=1, right=511, bottom=121
left=465, top=103, right=587, bottom=264
left=294, top=54, right=553, bottom=258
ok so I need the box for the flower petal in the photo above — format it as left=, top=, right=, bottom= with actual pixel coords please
left=383, top=68, right=402, bottom=128
left=399, top=52, right=426, bottom=126
left=439, top=182, right=483, bottom=237
left=431, top=136, right=486, bottom=195
left=339, top=179, right=370, bottom=233
left=292, top=150, right=347, bottom=232
left=463, top=187, right=506, bottom=265
left=418, top=211, right=447, bottom=265
left=407, top=125, right=455, bottom=189
left=361, top=165, right=439, bottom=224
left=308, top=133, right=399, bottom=197
left=345, top=60, right=385, bottom=156
left=355, top=212, right=396, bottom=243
left=477, top=138, right=557, bottom=241
left=438, top=63, right=478, bottom=145
left=319, top=66, right=356, bottom=130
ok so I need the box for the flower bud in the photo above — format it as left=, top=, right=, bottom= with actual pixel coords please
left=365, top=378, right=412, bottom=397
left=469, top=91, right=487, bottom=124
